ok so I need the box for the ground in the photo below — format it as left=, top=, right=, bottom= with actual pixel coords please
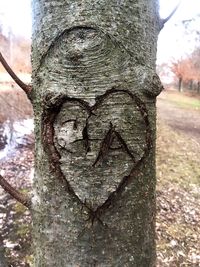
left=157, top=90, right=200, bottom=143
left=0, top=146, right=33, bottom=266
left=156, top=90, right=200, bottom=266
left=0, top=89, right=199, bottom=266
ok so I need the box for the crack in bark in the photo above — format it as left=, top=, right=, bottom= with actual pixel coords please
left=61, top=119, right=78, bottom=128
left=42, top=87, right=152, bottom=225
left=82, top=119, right=91, bottom=153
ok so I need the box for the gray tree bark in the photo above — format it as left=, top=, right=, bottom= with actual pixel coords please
left=31, top=0, right=163, bottom=266
left=0, top=235, right=8, bottom=267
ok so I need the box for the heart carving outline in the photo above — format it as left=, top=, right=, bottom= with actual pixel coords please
left=42, top=88, right=152, bottom=221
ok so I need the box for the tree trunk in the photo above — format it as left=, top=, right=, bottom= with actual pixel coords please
left=0, top=235, right=8, bottom=267
left=178, top=77, right=182, bottom=92
left=197, top=81, right=200, bottom=94
left=189, top=80, right=193, bottom=91
left=31, top=0, right=162, bottom=266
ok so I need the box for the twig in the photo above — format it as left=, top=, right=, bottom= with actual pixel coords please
left=160, top=1, right=182, bottom=29
left=0, top=174, right=31, bottom=209
left=0, top=52, right=32, bottom=97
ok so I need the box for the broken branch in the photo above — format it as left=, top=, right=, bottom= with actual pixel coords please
left=0, top=174, right=31, bottom=209
left=0, top=52, right=32, bottom=97
left=160, top=1, right=181, bottom=30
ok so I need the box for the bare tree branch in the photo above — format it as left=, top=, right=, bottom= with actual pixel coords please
left=0, top=52, right=32, bottom=98
left=160, top=1, right=182, bottom=30
left=0, top=174, right=31, bottom=209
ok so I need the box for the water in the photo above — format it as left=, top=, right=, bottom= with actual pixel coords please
left=0, top=119, right=34, bottom=160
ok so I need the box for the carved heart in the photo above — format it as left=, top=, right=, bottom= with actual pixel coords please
left=44, top=89, right=151, bottom=211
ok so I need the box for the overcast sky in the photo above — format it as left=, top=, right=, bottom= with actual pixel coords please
left=0, top=0, right=200, bottom=64
left=158, top=0, right=200, bottom=64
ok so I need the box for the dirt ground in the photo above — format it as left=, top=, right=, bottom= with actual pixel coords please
left=157, top=91, right=200, bottom=145
left=156, top=90, right=200, bottom=266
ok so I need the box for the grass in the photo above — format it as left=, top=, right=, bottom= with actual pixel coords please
left=156, top=121, right=200, bottom=188
left=156, top=119, right=200, bottom=266
left=163, top=90, right=200, bottom=110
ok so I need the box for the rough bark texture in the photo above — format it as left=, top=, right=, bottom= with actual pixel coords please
left=0, top=235, right=8, bottom=267
left=31, top=1, right=162, bottom=266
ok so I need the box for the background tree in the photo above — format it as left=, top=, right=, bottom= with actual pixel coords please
left=170, top=51, right=200, bottom=93
left=170, top=58, right=192, bottom=92
left=171, top=14, right=200, bottom=93
left=0, top=30, right=31, bottom=73
left=190, top=48, right=200, bottom=93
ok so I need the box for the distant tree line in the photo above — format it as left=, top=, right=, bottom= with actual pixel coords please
left=0, top=25, right=31, bottom=73
left=170, top=49, right=200, bottom=93
left=158, top=15, right=200, bottom=94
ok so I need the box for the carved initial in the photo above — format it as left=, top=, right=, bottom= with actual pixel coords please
left=50, top=90, right=150, bottom=211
